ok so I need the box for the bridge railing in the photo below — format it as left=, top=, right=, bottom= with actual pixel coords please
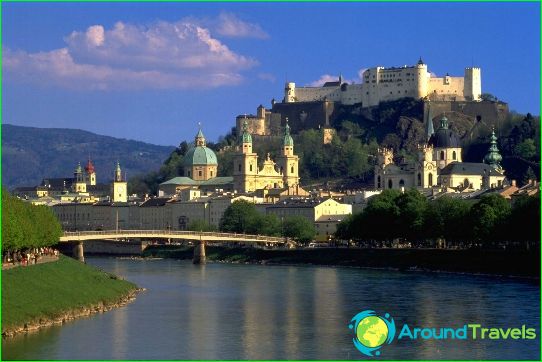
left=61, top=229, right=289, bottom=243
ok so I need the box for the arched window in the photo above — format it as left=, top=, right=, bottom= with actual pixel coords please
left=198, top=171, right=202, bottom=177
left=377, top=175, right=381, bottom=188
left=464, top=178, right=470, bottom=188
left=188, top=170, right=191, bottom=177
left=428, top=173, right=433, bottom=186
left=238, top=164, right=241, bottom=172
left=399, top=179, right=405, bottom=187
left=388, top=179, right=393, bottom=189
left=417, top=173, right=421, bottom=186
left=210, top=170, right=213, bottom=177
left=452, top=151, right=457, bottom=160
left=250, top=164, right=253, bottom=172
left=291, top=166, right=294, bottom=173
left=440, top=150, right=445, bottom=160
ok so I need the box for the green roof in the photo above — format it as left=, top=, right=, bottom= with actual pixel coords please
left=183, top=146, right=218, bottom=166
left=160, top=176, right=233, bottom=186
left=284, top=122, right=294, bottom=146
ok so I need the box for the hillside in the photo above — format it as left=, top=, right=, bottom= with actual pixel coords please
left=2, top=124, right=175, bottom=188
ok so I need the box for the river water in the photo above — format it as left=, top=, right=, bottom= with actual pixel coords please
left=2, top=257, right=540, bottom=360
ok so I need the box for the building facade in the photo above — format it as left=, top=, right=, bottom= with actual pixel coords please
left=284, top=59, right=482, bottom=107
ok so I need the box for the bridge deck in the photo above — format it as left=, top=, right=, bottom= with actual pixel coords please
left=60, top=230, right=288, bottom=244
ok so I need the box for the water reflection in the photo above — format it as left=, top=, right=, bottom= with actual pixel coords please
left=2, top=258, right=539, bottom=360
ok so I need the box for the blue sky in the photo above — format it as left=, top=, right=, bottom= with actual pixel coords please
left=3, top=2, right=540, bottom=146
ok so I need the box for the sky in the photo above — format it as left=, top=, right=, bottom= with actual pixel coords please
left=2, top=2, right=540, bottom=146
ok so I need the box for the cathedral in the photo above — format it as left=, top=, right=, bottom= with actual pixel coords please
left=374, top=114, right=506, bottom=192
left=159, top=122, right=300, bottom=195
left=233, top=120, right=300, bottom=193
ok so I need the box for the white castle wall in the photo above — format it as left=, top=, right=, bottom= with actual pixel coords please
left=285, top=62, right=481, bottom=107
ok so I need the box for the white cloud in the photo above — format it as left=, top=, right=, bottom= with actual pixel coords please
left=215, top=13, right=269, bottom=39
left=307, top=68, right=370, bottom=86
left=3, top=18, right=259, bottom=90
left=258, top=72, right=276, bottom=83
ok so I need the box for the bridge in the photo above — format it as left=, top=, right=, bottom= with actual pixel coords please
left=60, top=230, right=294, bottom=264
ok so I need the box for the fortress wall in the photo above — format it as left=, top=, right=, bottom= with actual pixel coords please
left=295, top=87, right=341, bottom=102
left=428, top=77, right=465, bottom=97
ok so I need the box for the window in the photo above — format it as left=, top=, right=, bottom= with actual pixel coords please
left=238, top=164, right=241, bottom=172
left=440, top=151, right=445, bottom=160
left=198, top=171, right=202, bottom=177
left=417, top=173, right=421, bottom=186
left=377, top=175, right=381, bottom=188
left=291, top=166, right=294, bottom=173
left=428, top=173, right=433, bottom=186
left=250, top=164, right=253, bottom=172
left=452, top=151, right=457, bottom=160
left=388, top=179, right=393, bottom=189
left=210, top=170, right=213, bottom=177
left=399, top=179, right=405, bottom=187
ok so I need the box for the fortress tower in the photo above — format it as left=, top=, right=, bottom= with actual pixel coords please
left=464, top=67, right=482, bottom=101
left=284, top=82, right=296, bottom=103
left=415, top=57, right=429, bottom=99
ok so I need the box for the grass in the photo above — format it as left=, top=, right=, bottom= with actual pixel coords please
left=1, top=255, right=137, bottom=331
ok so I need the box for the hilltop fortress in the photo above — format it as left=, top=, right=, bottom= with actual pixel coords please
left=236, top=59, right=499, bottom=137
left=285, top=58, right=481, bottom=107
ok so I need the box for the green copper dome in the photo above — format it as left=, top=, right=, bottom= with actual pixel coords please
left=183, top=146, right=218, bottom=166
left=74, top=162, right=83, bottom=174
left=184, top=128, right=217, bottom=166
left=241, top=119, right=252, bottom=144
left=283, top=121, right=294, bottom=147
left=484, top=130, right=503, bottom=169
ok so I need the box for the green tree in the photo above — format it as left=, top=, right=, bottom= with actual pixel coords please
left=219, top=200, right=260, bottom=233
left=395, top=189, right=428, bottom=242
left=283, top=216, right=317, bottom=243
left=514, top=139, right=537, bottom=159
left=424, top=196, right=471, bottom=242
left=470, top=194, right=511, bottom=244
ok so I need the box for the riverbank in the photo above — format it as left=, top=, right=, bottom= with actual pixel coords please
left=2, top=255, right=141, bottom=338
left=143, top=245, right=540, bottom=278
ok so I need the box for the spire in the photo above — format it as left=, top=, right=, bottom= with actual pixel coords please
left=85, top=155, right=95, bottom=174
left=425, top=103, right=434, bottom=141
left=115, top=161, right=122, bottom=182
left=283, top=118, right=294, bottom=147
left=74, top=162, right=83, bottom=174
left=439, top=114, right=449, bottom=130
left=484, top=129, right=503, bottom=171
left=417, top=56, right=424, bottom=65
left=241, top=119, right=252, bottom=144
left=195, top=123, right=206, bottom=147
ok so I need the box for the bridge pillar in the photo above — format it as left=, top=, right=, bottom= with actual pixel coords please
left=193, top=240, right=206, bottom=265
left=73, top=241, right=85, bottom=263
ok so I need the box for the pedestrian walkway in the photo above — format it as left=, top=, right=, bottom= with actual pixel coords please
left=2, top=255, right=59, bottom=270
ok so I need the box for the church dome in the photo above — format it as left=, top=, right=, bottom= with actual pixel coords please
left=428, top=116, right=461, bottom=148
left=183, top=146, right=218, bottom=166
left=183, top=128, right=218, bottom=166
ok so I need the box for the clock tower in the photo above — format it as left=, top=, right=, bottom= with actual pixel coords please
left=111, top=161, right=127, bottom=203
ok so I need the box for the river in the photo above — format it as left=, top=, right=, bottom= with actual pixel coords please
left=2, top=257, right=540, bottom=360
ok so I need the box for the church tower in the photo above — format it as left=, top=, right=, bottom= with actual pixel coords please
left=416, top=144, right=437, bottom=188
left=73, top=162, right=87, bottom=193
left=233, top=120, right=259, bottom=193
left=85, top=157, right=97, bottom=186
left=484, top=129, right=503, bottom=172
left=111, top=161, right=127, bottom=203
left=276, top=119, right=299, bottom=187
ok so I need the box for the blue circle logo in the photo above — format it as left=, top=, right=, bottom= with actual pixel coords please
left=349, top=310, right=396, bottom=357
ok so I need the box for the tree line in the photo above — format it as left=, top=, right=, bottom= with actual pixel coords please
left=2, top=189, right=62, bottom=253
left=218, top=200, right=316, bottom=243
left=335, top=189, right=540, bottom=248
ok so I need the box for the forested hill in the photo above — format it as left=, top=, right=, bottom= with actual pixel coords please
left=2, top=124, right=175, bottom=188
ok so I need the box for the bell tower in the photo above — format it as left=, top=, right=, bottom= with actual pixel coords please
left=277, top=119, right=299, bottom=187
left=233, top=120, right=258, bottom=193
left=73, top=162, right=87, bottom=193
left=111, top=161, right=127, bottom=203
